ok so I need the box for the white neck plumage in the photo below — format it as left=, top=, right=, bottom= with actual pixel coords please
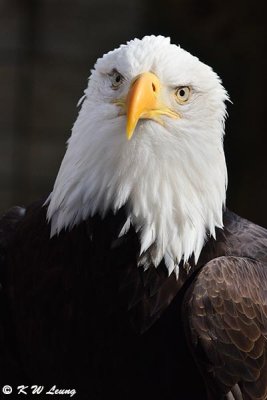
left=47, top=99, right=227, bottom=277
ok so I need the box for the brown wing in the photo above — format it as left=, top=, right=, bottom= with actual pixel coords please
left=183, top=256, right=267, bottom=400
left=199, top=209, right=267, bottom=268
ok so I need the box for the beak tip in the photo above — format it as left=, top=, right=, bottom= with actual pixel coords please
left=126, top=130, right=133, bottom=140
left=126, top=120, right=135, bottom=140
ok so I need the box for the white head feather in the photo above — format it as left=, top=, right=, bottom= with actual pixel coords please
left=47, top=35, right=228, bottom=277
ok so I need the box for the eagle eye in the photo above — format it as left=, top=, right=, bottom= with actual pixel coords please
left=109, top=69, right=124, bottom=89
left=175, top=86, right=191, bottom=104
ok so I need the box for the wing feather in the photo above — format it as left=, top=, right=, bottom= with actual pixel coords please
left=184, top=256, right=267, bottom=400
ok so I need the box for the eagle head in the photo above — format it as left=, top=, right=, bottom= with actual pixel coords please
left=47, top=35, right=228, bottom=276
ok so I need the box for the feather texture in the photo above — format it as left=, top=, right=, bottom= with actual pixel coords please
left=47, top=36, right=228, bottom=275
left=184, top=256, right=267, bottom=400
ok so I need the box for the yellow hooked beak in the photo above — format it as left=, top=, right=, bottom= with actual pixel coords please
left=126, top=72, right=179, bottom=140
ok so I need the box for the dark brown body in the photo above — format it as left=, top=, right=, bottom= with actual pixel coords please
left=0, top=201, right=266, bottom=399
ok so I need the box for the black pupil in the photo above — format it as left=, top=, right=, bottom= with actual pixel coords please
left=115, top=74, right=121, bottom=83
left=179, top=89, right=185, bottom=97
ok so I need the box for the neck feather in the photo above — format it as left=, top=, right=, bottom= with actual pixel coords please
left=47, top=107, right=227, bottom=276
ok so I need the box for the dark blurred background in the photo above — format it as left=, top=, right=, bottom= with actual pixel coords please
left=0, top=0, right=266, bottom=226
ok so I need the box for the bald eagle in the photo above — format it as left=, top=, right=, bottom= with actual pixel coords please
left=0, top=36, right=266, bottom=400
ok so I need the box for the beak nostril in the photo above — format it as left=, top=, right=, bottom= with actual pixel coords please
left=152, top=82, right=156, bottom=92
